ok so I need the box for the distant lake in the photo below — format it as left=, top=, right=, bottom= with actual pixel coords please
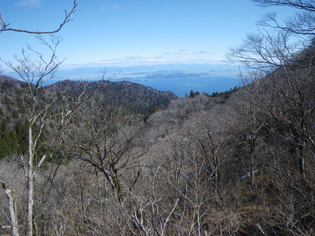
left=38, top=76, right=241, bottom=97
left=117, top=76, right=241, bottom=97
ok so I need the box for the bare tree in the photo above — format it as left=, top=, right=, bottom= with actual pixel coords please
left=230, top=31, right=315, bottom=179
left=2, top=36, right=63, bottom=236
left=68, top=96, right=149, bottom=203
left=227, top=1, right=315, bottom=234
left=253, top=0, right=315, bottom=37
left=0, top=2, right=77, bottom=232
left=0, top=35, right=102, bottom=236
left=228, top=0, right=315, bottom=179
left=108, top=166, right=179, bottom=236
left=0, top=1, right=77, bottom=35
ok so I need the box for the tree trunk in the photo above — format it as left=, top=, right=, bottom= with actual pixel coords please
left=299, top=138, right=306, bottom=182
left=0, top=180, right=20, bottom=236
left=27, top=125, right=35, bottom=236
left=250, top=137, right=256, bottom=187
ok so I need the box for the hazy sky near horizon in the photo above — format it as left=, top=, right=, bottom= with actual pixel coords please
left=0, top=0, right=296, bottom=69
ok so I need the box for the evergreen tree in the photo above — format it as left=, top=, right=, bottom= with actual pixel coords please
left=0, top=137, right=12, bottom=158
left=3, top=130, right=14, bottom=150
left=12, top=110, right=19, bottom=119
left=1, top=119, right=7, bottom=132
left=189, top=90, right=196, bottom=98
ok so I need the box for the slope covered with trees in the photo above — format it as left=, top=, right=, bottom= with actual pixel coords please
left=0, top=75, right=177, bottom=161
left=1, top=0, right=315, bottom=235
left=47, top=79, right=177, bottom=115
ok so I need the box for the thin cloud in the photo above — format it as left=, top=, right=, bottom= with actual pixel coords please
left=211, top=58, right=225, bottom=61
left=100, top=3, right=121, bottom=12
left=101, top=55, right=163, bottom=62
left=16, top=0, right=40, bottom=7
left=164, top=50, right=211, bottom=55
left=113, top=3, right=122, bottom=10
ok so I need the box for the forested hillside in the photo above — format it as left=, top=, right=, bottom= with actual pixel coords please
left=47, top=79, right=177, bottom=115
left=1, top=55, right=315, bottom=234
left=0, top=75, right=176, bottom=158
left=1, top=1, right=315, bottom=236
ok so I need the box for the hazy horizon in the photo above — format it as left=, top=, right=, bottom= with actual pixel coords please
left=4, top=63, right=240, bottom=96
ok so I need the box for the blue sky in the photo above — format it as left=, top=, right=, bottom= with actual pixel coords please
left=0, top=0, right=295, bottom=70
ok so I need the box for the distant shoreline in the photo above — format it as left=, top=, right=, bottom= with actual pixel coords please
left=119, top=76, right=240, bottom=97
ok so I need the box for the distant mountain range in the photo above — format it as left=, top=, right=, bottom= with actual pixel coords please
left=3, top=63, right=241, bottom=96
left=5, top=63, right=240, bottom=80
left=118, top=72, right=211, bottom=81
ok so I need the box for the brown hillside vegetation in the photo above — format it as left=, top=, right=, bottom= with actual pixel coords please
left=1, top=1, right=315, bottom=235
left=1, top=64, right=315, bottom=235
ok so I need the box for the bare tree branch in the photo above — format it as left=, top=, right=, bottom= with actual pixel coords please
left=253, top=0, right=315, bottom=11
left=0, top=1, right=77, bottom=34
left=253, top=0, right=315, bottom=37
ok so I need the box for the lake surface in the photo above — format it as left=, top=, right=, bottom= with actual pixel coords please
left=39, top=76, right=241, bottom=97
left=117, top=76, right=241, bottom=97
